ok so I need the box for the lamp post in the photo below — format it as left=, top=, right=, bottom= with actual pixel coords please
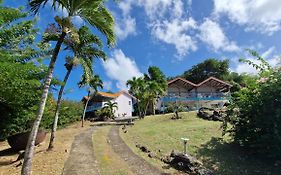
left=181, top=138, right=189, bottom=155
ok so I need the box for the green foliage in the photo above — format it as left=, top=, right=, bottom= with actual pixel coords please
left=224, top=51, right=281, bottom=158
left=41, top=99, right=83, bottom=129
left=103, top=101, right=118, bottom=119
left=127, top=66, right=167, bottom=117
left=182, top=58, right=230, bottom=83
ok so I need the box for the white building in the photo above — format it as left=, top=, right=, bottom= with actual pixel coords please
left=158, top=76, right=232, bottom=110
left=83, top=91, right=137, bottom=118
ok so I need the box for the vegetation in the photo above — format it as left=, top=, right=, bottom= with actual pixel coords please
left=127, top=66, right=167, bottom=118
left=121, top=112, right=280, bottom=174
left=182, top=59, right=230, bottom=83
left=47, top=25, right=107, bottom=150
left=0, top=4, right=48, bottom=140
left=80, top=75, right=103, bottom=125
left=21, top=0, right=116, bottom=174
left=223, top=50, right=281, bottom=159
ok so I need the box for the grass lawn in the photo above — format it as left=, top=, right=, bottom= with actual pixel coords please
left=120, top=112, right=280, bottom=175
left=0, top=121, right=92, bottom=175
left=92, top=126, right=134, bottom=175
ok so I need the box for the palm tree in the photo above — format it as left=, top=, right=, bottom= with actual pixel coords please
left=22, top=1, right=115, bottom=174
left=127, top=77, right=145, bottom=117
left=103, top=101, right=118, bottom=119
left=47, top=26, right=107, bottom=150
left=80, top=75, right=103, bottom=127
left=144, top=66, right=167, bottom=115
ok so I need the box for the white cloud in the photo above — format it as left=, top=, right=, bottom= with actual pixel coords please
left=213, top=0, right=281, bottom=35
left=115, top=16, right=136, bottom=40
left=234, top=47, right=281, bottom=74
left=103, top=81, right=112, bottom=91
left=151, top=18, right=197, bottom=58
left=102, top=49, right=142, bottom=90
left=198, top=19, right=240, bottom=52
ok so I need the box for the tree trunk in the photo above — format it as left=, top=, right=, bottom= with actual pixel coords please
left=143, top=100, right=150, bottom=118
left=47, top=67, right=72, bottom=151
left=21, top=31, right=66, bottom=175
left=152, top=99, right=156, bottom=115
left=81, top=91, right=90, bottom=127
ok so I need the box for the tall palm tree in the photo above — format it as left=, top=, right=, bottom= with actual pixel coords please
left=103, top=101, right=118, bottom=119
left=23, top=1, right=115, bottom=174
left=79, top=74, right=103, bottom=127
left=47, top=26, right=107, bottom=150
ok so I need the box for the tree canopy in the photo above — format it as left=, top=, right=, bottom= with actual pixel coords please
left=182, top=58, right=230, bottom=83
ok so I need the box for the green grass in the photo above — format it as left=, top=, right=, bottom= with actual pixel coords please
left=121, top=112, right=280, bottom=175
left=92, top=126, right=134, bottom=175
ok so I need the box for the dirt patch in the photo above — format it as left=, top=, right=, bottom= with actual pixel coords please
left=108, top=126, right=165, bottom=175
left=0, top=121, right=91, bottom=175
left=62, top=127, right=100, bottom=175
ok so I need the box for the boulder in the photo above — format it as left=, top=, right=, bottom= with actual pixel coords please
left=7, top=130, right=47, bottom=151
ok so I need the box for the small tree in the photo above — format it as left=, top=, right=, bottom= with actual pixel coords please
left=80, top=75, right=103, bottom=127
left=103, top=101, right=118, bottom=119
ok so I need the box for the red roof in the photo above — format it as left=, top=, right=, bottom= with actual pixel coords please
left=168, top=76, right=232, bottom=89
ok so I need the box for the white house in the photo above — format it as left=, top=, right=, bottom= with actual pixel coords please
left=83, top=91, right=137, bottom=118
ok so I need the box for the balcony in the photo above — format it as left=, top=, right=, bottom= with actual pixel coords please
left=162, top=92, right=231, bottom=102
left=86, top=103, right=103, bottom=112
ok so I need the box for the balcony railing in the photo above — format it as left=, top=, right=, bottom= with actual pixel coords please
left=86, top=103, right=102, bottom=112
left=162, top=92, right=231, bottom=102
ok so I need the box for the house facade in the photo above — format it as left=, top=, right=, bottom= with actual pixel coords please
left=84, top=91, right=136, bottom=118
left=157, top=76, right=232, bottom=110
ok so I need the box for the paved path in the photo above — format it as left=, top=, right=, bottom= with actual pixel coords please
left=62, top=127, right=100, bottom=175
left=108, top=126, right=165, bottom=175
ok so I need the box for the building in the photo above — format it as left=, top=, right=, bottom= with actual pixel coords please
left=83, top=91, right=137, bottom=118
left=157, top=76, right=232, bottom=110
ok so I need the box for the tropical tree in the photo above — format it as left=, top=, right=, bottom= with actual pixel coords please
left=103, top=101, right=118, bottom=118
left=47, top=25, right=106, bottom=150
left=182, top=58, right=230, bottom=83
left=127, top=77, right=145, bottom=117
left=144, top=66, right=167, bottom=115
left=79, top=75, right=103, bottom=127
left=0, top=4, right=49, bottom=139
left=22, top=0, right=115, bottom=174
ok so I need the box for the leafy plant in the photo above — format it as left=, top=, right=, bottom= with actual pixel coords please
left=223, top=50, right=281, bottom=158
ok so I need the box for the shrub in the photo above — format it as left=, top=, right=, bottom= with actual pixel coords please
left=224, top=53, right=281, bottom=158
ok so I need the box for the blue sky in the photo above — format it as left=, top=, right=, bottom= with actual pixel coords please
left=4, top=0, right=281, bottom=101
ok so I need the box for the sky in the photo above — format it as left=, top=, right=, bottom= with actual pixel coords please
left=4, top=0, right=281, bottom=101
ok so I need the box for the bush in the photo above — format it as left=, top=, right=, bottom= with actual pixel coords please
left=225, top=68, right=281, bottom=158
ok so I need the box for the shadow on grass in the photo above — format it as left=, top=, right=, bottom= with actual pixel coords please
left=196, top=137, right=281, bottom=175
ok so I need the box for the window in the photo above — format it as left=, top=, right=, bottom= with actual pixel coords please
left=129, top=101, right=131, bottom=105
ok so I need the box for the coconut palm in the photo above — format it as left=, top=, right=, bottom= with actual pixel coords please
left=22, top=1, right=115, bottom=174
left=47, top=26, right=107, bottom=150
left=103, top=101, right=118, bottom=119
left=79, top=74, right=103, bottom=127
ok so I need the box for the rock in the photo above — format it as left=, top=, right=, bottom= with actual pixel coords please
left=140, top=146, right=150, bottom=153
left=164, top=151, right=213, bottom=174
left=161, top=155, right=172, bottom=164
left=196, top=168, right=214, bottom=175
left=148, top=152, right=157, bottom=158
